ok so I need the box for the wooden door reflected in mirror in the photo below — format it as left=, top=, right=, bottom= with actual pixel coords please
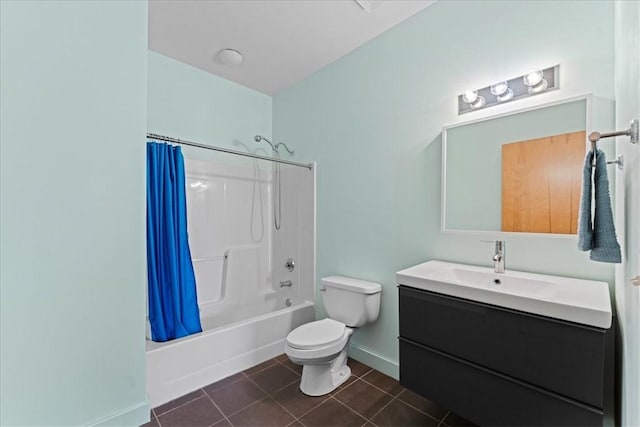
left=501, top=131, right=585, bottom=234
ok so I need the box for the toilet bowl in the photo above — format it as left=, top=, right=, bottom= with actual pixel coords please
left=285, top=276, right=381, bottom=396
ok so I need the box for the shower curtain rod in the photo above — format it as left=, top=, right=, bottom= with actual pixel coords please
left=147, top=132, right=313, bottom=170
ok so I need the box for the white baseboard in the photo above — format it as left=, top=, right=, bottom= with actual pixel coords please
left=89, top=399, right=150, bottom=427
left=348, top=343, right=399, bottom=380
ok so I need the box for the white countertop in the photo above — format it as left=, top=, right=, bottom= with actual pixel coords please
left=396, top=260, right=612, bottom=329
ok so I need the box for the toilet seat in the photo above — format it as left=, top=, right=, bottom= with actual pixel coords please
left=285, top=319, right=353, bottom=363
left=287, top=319, right=346, bottom=349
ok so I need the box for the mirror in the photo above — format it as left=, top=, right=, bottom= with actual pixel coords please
left=442, top=96, right=589, bottom=235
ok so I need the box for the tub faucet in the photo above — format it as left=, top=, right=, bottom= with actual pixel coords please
left=280, top=280, right=292, bottom=288
left=492, top=241, right=505, bottom=274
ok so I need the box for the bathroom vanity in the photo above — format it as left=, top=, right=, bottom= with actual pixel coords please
left=397, top=261, right=612, bottom=427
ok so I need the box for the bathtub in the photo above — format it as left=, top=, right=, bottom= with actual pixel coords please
left=146, top=298, right=314, bottom=407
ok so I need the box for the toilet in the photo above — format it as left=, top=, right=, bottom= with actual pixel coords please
left=285, top=276, right=382, bottom=396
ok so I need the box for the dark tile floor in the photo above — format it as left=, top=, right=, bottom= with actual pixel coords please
left=144, top=354, right=475, bottom=427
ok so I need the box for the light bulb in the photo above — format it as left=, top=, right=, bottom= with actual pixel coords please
left=470, top=96, right=485, bottom=109
left=496, top=88, right=514, bottom=102
left=527, top=79, right=548, bottom=94
left=523, top=69, right=543, bottom=87
left=462, top=90, right=479, bottom=104
left=490, top=81, right=509, bottom=96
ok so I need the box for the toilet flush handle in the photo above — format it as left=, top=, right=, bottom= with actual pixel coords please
left=319, top=286, right=326, bottom=292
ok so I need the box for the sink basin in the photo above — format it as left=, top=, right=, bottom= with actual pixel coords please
left=428, top=267, right=557, bottom=299
left=396, top=260, right=612, bottom=328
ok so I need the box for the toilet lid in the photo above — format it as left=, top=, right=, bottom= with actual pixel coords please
left=287, top=318, right=346, bottom=349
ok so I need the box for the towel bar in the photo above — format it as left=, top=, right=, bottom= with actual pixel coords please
left=589, top=118, right=638, bottom=151
left=588, top=119, right=637, bottom=167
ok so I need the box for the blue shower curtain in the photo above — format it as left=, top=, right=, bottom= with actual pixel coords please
left=147, top=142, right=202, bottom=342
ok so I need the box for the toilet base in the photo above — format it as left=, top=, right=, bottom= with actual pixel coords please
left=299, top=347, right=351, bottom=396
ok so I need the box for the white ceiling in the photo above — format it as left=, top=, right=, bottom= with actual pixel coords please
left=148, top=0, right=436, bottom=95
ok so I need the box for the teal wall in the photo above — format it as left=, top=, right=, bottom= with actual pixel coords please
left=0, top=1, right=149, bottom=425
left=273, top=0, right=615, bottom=377
left=148, top=51, right=272, bottom=160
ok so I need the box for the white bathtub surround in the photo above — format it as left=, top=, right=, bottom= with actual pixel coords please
left=186, top=158, right=274, bottom=314
left=146, top=156, right=316, bottom=407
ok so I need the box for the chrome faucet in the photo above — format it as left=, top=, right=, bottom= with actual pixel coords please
left=492, top=241, right=505, bottom=274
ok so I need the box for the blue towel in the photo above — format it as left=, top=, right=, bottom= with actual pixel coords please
left=577, top=149, right=621, bottom=263
left=577, top=150, right=594, bottom=250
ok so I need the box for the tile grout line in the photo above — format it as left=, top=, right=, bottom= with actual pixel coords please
left=219, top=374, right=301, bottom=421
left=333, top=376, right=361, bottom=396
left=358, top=376, right=403, bottom=399
left=357, top=379, right=444, bottom=426
left=359, top=368, right=374, bottom=377
left=248, top=372, right=301, bottom=396
left=269, top=361, right=362, bottom=425
left=284, top=393, right=333, bottom=424
left=196, top=369, right=271, bottom=423
left=243, top=360, right=280, bottom=377
left=151, top=409, right=162, bottom=427
left=202, top=387, right=234, bottom=427
left=395, top=389, right=450, bottom=423
left=256, top=372, right=303, bottom=425
left=366, top=394, right=398, bottom=424
left=154, top=371, right=249, bottom=419
left=278, top=359, right=304, bottom=377
left=437, top=410, right=452, bottom=427
left=201, top=373, right=274, bottom=421
left=329, top=395, right=371, bottom=425
left=153, top=394, right=207, bottom=418
left=268, top=394, right=302, bottom=425
left=222, top=395, right=271, bottom=420
left=246, top=372, right=306, bottom=425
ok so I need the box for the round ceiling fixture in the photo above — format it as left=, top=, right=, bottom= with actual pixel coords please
left=218, top=49, right=243, bottom=66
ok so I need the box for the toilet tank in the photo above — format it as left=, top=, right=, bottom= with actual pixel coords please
left=321, top=276, right=382, bottom=327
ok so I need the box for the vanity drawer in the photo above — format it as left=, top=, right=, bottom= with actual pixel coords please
left=399, top=286, right=606, bottom=408
left=399, top=338, right=603, bottom=427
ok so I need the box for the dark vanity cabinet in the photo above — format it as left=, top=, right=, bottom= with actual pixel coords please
left=398, top=285, right=611, bottom=427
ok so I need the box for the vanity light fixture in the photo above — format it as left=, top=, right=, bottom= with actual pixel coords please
left=458, top=65, right=559, bottom=115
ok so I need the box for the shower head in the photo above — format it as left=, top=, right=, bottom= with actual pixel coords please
left=253, top=135, right=294, bottom=156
